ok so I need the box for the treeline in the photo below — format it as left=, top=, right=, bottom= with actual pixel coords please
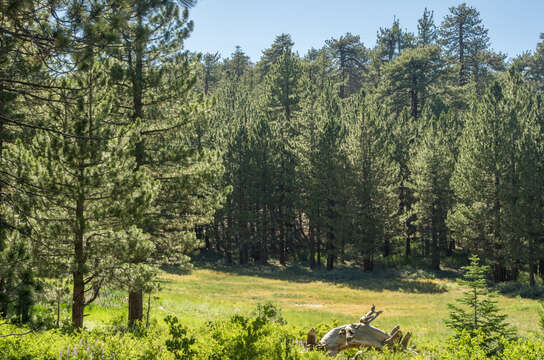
left=195, top=5, right=544, bottom=285
left=0, top=1, right=225, bottom=328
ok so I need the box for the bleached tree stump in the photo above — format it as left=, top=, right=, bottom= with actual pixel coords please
left=307, top=305, right=414, bottom=356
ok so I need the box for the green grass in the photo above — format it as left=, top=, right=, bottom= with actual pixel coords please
left=85, top=263, right=542, bottom=347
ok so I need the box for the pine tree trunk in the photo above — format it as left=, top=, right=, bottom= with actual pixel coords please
left=431, top=224, right=440, bottom=271
left=128, top=15, right=146, bottom=323
left=316, top=207, right=322, bottom=267
left=309, top=225, right=316, bottom=269
left=327, top=253, right=334, bottom=271
left=363, top=257, right=373, bottom=272
left=326, top=231, right=335, bottom=271
left=259, top=208, right=268, bottom=264
left=73, top=178, right=86, bottom=329
left=128, top=290, right=143, bottom=326
left=423, top=234, right=430, bottom=258
left=204, top=226, right=210, bottom=251
left=340, top=235, right=346, bottom=264
left=449, top=237, right=455, bottom=255
left=72, top=271, right=85, bottom=329
left=239, top=240, right=249, bottom=265
left=383, top=239, right=391, bottom=257
left=458, top=25, right=465, bottom=86
left=405, top=237, right=411, bottom=257
left=529, top=261, right=536, bottom=287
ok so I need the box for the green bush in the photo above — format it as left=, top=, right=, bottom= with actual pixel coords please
left=200, top=303, right=301, bottom=360
left=2, top=303, right=544, bottom=360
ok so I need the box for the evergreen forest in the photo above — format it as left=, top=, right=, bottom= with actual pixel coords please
left=1, top=1, right=544, bottom=359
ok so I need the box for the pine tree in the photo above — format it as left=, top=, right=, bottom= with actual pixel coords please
left=439, top=3, right=490, bottom=86
left=408, top=122, right=453, bottom=269
left=5, top=57, right=158, bottom=329
left=310, top=84, right=347, bottom=270
left=257, top=33, right=294, bottom=78
left=325, top=33, right=367, bottom=98
left=376, top=18, right=415, bottom=63
left=225, top=46, right=252, bottom=81
left=293, top=59, right=332, bottom=268
left=446, top=254, right=515, bottom=349
left=0, top=1, right=81, bottom=321
left=507, top=69, right=544, bottom=286
left=200, top=52, right=221, bottom=96
left=263, top=50, right=301, bottom=265
left=0, top=233, right=39, bottom=322
left=448, top=75, right=528, bottom=282
left=106, top=0, right=224, bottom=324
left=528, top=34, right=544, bottom=91
left=417, top=8, right=437, bottom=46
left=345, top=95, right=400, bottom=269
left=379, top=45, right=444, bottom=119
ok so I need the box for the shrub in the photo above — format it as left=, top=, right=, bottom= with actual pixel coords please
left=201, top=302, right=302, bottom=360
left=165, top=315, right=197, bottom=360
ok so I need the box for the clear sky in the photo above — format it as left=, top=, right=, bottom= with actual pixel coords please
left=183, top=0, right=543, bottom=62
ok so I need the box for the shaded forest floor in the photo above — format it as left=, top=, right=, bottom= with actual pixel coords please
left=85, top=259, right=541, bottom=346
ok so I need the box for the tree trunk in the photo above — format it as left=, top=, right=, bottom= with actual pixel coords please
left=431, top=225, right=440, bottom=271
left=363, top=257, right=373, bottom=272
left=73, top=176, right=86, bottom=329
left=259, top=210, right=268, bottom=265
left=458, top=24, right=466, bottom=86
left=383, top=239, right=391, bottom=257
left=423, top=234, right=429, bottom=258
left=327, top=252, right=335, bottom=271
left=529, top=261, right=536, bottom=287
left=204, top=227, right=210, bottom=251
left=326, top=231, right=335, bottom=271
left=316, top=223, right=322, bottom=267
left=239, top=240, right=249, bottom=265
left=128, top=290, right=143, bottom=326
left=405, top=237, right=411, bottom=257
left=309, top=225, right=316, bottom=269
left=72, top=270, right=85, bottom=329
left=539, top=259, right=544, bottom=282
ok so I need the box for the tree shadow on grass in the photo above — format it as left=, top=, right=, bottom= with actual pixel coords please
left=162, top=256, right=451, bottom=294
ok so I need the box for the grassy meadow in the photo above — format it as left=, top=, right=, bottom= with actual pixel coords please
left=85, top=262, right=542, bottom=347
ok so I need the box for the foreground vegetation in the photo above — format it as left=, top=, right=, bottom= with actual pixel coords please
left=2, top=263, right=544, bottom=359
left=2, top=1, right=544, bottom=358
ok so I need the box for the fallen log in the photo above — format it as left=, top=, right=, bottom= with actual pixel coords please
left=306, top=305, right=414, bottom=356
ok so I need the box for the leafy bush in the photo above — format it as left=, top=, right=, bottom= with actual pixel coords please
left=2, top=302, right=544, bottom=360
left=438, top=330, right=544, bottom=360
left=0, top=324, right=173, bottom=360
left=165, top=315, right=197, bottom=359
left=201, top=302, right=301, bottom=360
left=495, top=281, right=544, bottom=299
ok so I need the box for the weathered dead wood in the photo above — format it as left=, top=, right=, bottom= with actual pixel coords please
left=309, top=305, right=415, bottom=356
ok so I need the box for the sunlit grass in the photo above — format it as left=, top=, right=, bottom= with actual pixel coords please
left=85, top=265, right=542, bottom=346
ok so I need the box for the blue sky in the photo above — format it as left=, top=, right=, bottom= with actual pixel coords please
left=183, top=0, right=543, bottom=62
